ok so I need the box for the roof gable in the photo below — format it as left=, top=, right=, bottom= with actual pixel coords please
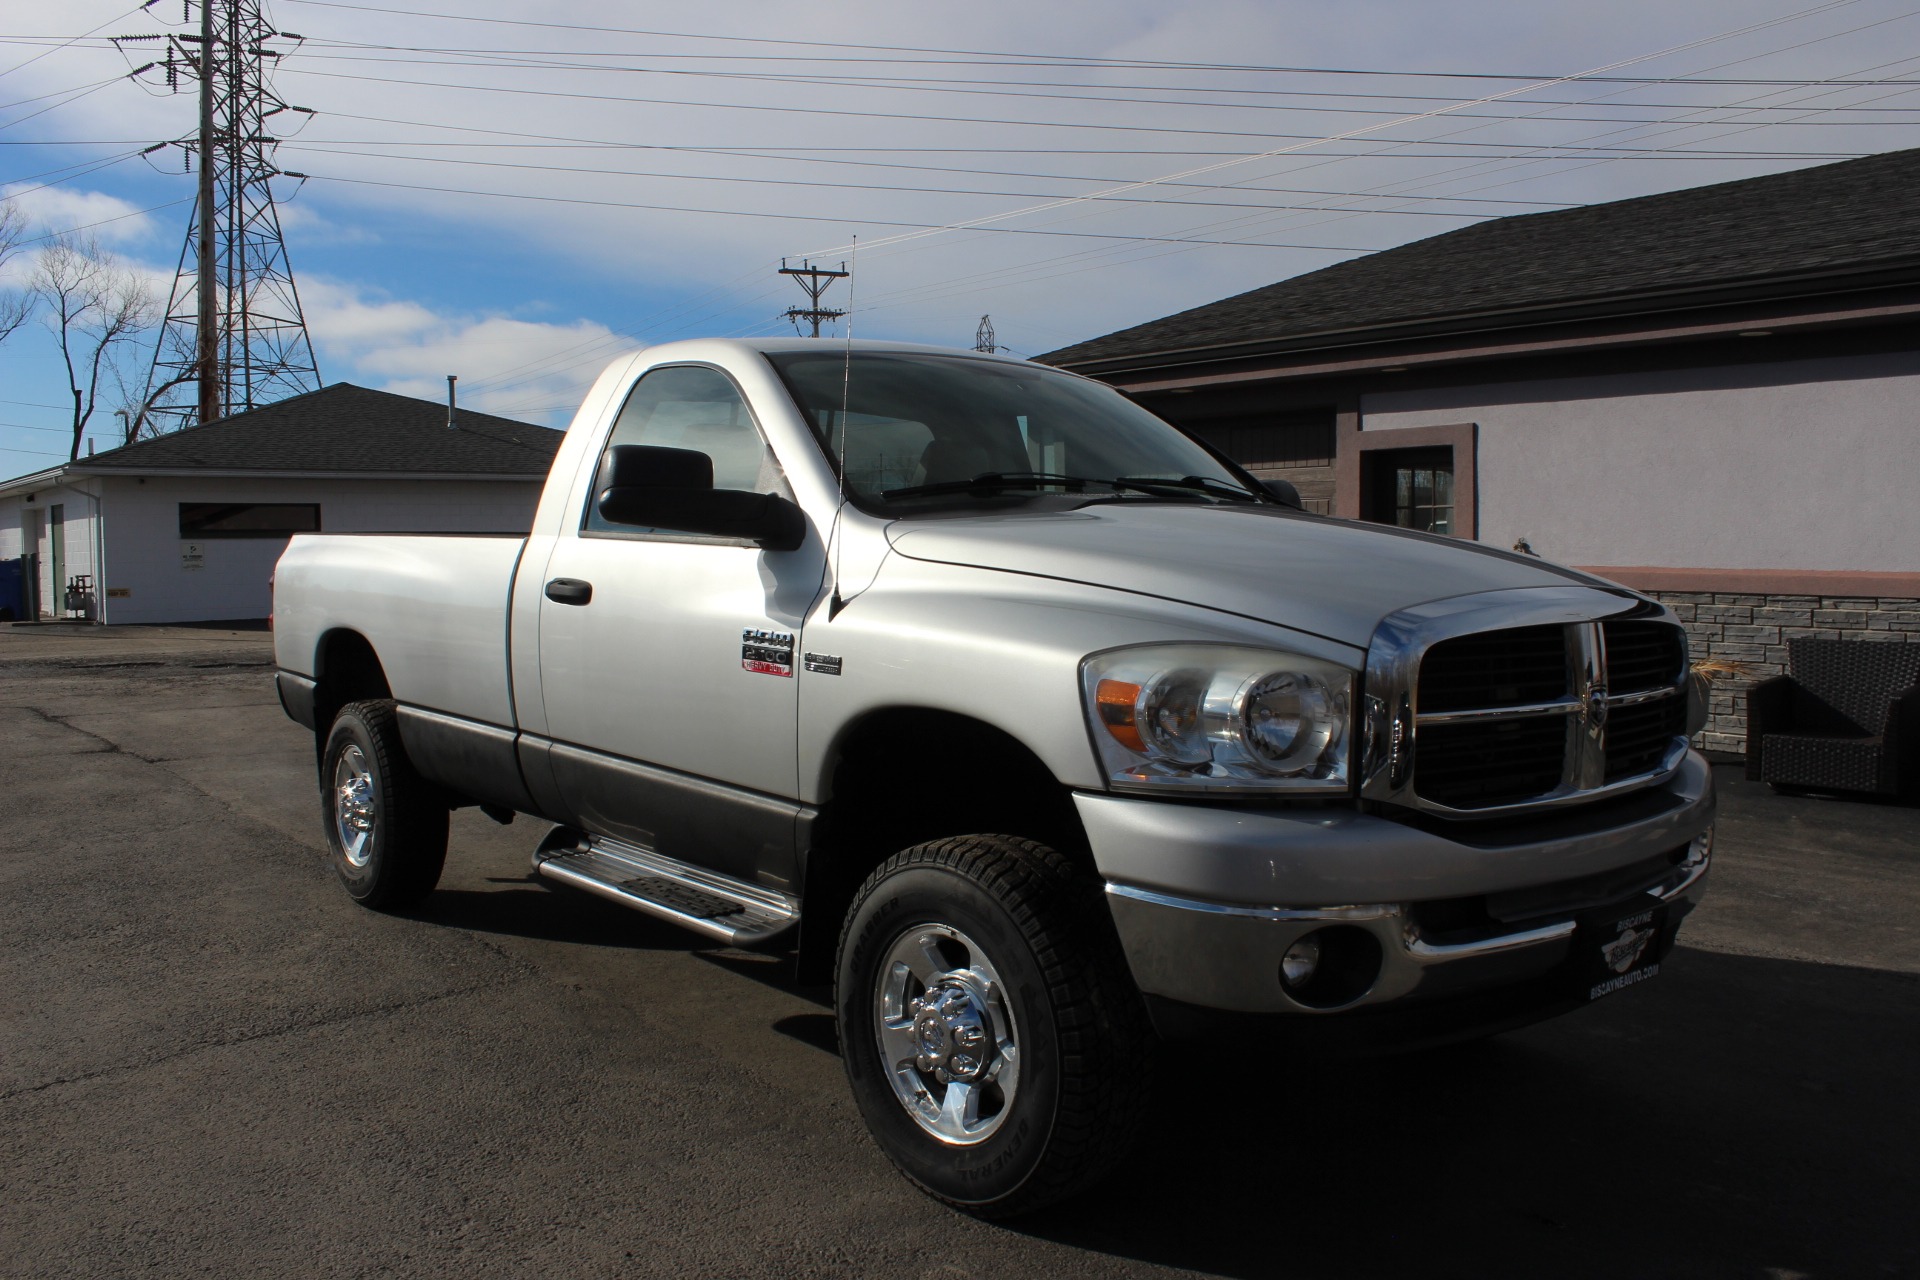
left=1042, top=146, right=1920, bottom=367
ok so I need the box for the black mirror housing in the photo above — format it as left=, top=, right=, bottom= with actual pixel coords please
left=1261, top=477, right=1304, bottom=509
left=595, top=445, right=806, bottom=551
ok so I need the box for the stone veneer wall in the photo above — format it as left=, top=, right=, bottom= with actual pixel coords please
left=1647, top=591, right=1920, bottom=755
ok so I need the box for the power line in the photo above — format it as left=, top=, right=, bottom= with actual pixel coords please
left=296, top=169, right=1385, bottom=249
left=862, top=29, right=1920, bottom=317
left=822, top=10, right=1920, bottom=320
left=276, top=143, right=1561, bottom=217
left=0, top=147, right=145, bottom=198
left=0, top=72, right=137, bottom=115
left=260, top=47, right=1920, bottom=126
left=800, top=0, right=1873, bottom=259
left=267, top=0, right=1920, bottom=85
left=0, top=2, right=153, bottom=80
left=0, top=70, right=143, bottom=133
left=14, top=195, right=190, bottom=244
left=275, top=65, right=1890, bottom=154
left=24, top=25, right=1920, bottom=91
left=0, top=132, right=1876, bottom=159
left=281, top=129, right=1586, bottom=208
left=280, top=41, right=1920, bottom=105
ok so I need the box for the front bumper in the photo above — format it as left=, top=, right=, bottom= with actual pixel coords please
left=1079, top=749, right=1714, bottom=1025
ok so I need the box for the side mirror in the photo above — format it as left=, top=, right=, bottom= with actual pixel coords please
left=1261, top=477, right=1304, bottom=509
left=595, top=445, right=806, bottom=551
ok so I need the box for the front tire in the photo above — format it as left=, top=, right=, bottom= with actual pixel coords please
left=835, top=835, right=1152, bottom=1218
left=321, top=699, right=448, bottom=910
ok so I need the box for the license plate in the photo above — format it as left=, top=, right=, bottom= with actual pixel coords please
left=1574, top=896, right=1671, bottom=1002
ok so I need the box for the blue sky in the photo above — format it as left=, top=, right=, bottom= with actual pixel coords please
left=5, top=0, right=1920, bottom=479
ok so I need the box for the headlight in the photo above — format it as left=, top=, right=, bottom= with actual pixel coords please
left=1081, top=645, right=1354, bottom=795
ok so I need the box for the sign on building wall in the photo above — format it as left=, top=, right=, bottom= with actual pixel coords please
left=180, top=542, right=205, bottom=571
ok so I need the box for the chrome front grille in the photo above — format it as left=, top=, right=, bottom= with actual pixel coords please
left=1361, top=587, right=1692, bottom=819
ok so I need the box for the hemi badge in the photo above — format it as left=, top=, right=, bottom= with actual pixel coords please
left=804, top=652, right=843, bottom=676
left=742, top=628, right=795, bottom=678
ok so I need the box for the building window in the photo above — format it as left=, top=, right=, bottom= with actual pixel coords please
left=178, top=503, right=322, bottom=538
left=1363, top=447, right=1455, bottom=534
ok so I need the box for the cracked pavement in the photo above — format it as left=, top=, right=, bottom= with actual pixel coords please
left=2, top=625, right=1916, bottom=1279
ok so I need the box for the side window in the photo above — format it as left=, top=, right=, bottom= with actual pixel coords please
left=583, top=364, right=789, bottom=534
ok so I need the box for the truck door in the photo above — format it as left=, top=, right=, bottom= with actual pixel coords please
left=533, top=362, right=824, bottom=889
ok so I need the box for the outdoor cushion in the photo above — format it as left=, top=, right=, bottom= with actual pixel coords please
left=1747, top=638, right=1920, bottom=797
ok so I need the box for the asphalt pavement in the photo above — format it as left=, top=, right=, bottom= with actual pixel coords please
left=2, top=625, right=1916, bottom=1279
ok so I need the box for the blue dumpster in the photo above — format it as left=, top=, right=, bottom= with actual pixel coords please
left=0, top=557, right=23, bottom=622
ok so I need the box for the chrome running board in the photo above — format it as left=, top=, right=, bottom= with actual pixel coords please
left=531, top=828, right=800, bottom=947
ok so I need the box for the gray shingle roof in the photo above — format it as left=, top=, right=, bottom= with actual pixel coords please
left=80, top=383, right=562, bottom=475
left=1042, top=146, right=1920, bottom=368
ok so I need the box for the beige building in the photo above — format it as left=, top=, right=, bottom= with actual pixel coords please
left=1042, top=147, right=1920, bottom=752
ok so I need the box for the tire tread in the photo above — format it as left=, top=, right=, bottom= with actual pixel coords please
left=324, top=698, right=448, bottom=909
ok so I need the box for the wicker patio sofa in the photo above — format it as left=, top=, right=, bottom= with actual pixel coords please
left=1746, top=637, right=1920, bottom=797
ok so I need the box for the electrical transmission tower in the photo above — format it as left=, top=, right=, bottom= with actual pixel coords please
left=122, top=0, right=320, bottom=434
left=778, top=259, right=848, bottom=337
left=974, top=315, right=997, bottom=353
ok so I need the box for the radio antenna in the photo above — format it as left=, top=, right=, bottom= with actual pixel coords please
left=829, top=236, right=856, bottom=619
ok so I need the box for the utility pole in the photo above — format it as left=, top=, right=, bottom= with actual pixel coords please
left=778, top=259, right=849, bottom=337
left=121, top=0, right=320, bottom=433
left=974, top=315, right=997, bottom=353
left=194, top=0, right=217, bottom=427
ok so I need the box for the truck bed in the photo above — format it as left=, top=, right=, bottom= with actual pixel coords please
left=273, top=533, right=527, bottom=730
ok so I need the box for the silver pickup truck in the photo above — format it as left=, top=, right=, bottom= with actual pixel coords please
left=272, top=337, right=1714, bottom=1216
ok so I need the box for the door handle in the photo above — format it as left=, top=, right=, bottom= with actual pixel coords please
left=545, top=577, right=593, bottom=606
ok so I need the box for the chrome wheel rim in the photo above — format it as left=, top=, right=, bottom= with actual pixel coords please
left=874, top=923, right=1021, bottom=1146
left=332, top=745, right=376, bottom=867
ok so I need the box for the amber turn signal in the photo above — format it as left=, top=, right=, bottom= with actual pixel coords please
left=1095, top=678, right=1145, bottom=753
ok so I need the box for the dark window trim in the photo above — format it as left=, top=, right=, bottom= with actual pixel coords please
left=576, top=361, right=787, bottom=543
left=1335, top=421, right=1477, bottom=539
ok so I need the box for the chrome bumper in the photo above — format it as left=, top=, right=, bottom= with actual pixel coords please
left=1083, top=751, right=1715, bottom=1016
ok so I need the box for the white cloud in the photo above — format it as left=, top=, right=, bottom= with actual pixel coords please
left=2, top=185, right=156, bottom=246
left=299, top=276, right=624, bottom=426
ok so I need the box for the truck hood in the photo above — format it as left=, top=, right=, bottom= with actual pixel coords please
left=885, top=504, right=1626, bottom=649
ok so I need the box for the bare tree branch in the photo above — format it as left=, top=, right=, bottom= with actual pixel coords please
left=31, top=234, right=157, bottom=461
left=0, top=200, right=32, bottom=348
left=113, top=365, right=198, bottom=445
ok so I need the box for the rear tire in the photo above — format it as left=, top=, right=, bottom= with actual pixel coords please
left=321, top=699, right=448, bottom=910
left=835, top=834, right=1153, bottom=1218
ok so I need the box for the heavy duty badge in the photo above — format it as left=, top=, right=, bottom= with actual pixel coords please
left=741, top=628, right=795, bottom=677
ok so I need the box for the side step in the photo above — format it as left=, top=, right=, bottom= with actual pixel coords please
left=531, top=828, right=800, bottom=947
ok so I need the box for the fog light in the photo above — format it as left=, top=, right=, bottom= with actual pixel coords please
left=1276, top=925, right=1385, bottom=1009
left=1280, top=933, right=1322, bottom=988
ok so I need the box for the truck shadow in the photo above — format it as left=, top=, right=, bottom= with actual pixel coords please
left=1007, top=947, right=1920, bottom=1279
left=404, top=881, right=713, bottom=952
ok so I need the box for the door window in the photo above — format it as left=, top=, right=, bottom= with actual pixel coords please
left=583, top=364, right=788, bottom=534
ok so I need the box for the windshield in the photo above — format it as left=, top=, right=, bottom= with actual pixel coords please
left=766, top=350, right=1263, bottom=512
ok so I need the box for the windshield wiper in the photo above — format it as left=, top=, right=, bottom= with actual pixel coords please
left=1112, top=474, right=1266, bottom=502
left=882, top=471, right=1115, bottom=500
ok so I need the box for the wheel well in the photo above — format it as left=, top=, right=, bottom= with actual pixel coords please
left=311, top=630, right=391, bottom=755
left=795, top=707, right=1089, bottom=984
